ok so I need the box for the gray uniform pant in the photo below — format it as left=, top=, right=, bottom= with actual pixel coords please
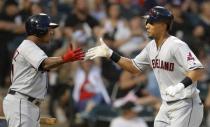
left=154, top=95, right=203, bottom=127
left=3, top=94, right=40, bottom=127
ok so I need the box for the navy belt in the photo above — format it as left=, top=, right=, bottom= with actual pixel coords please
left=8, top=89, right=40, bottom=106
left=166, top=98, right=189, bottom=105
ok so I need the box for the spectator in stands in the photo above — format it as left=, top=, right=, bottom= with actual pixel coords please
left=198, top=1, right=210, bottom=45
left=19, top=0, right=32, bottom=22
left=103, top=3, right=130, bottom=48
left=119, top=0, right=144, bottom=20
left=0, top=0, right=24, bottom=87
left=100, top=33, right=122, bottom=93
left=73, top=60, right=110, bottom=116
left=31, top=2, right=44, bottom=15
left=112, top=70, right=146, bottom=102
left=64, top=0, right=99, bottom=39
left=180, top=0, right=200, bottom=26
left=118, top=15, right=148, bottom=56
left=169, top=0, right=194, bottom=40
left=185, top=24, right=206, bottom=56
left=90, top=0, right=107, bottom=21
left=71, top=26, right=91, bottom=48
left=51, top=84, right=71, bottom=126
left=110, top=101, right=148, bottom=127
left=112, top=70, right=160, bottom=111
left=0, top=0, right=4, bottom=12
left=195, top=46, right=210, bottom=127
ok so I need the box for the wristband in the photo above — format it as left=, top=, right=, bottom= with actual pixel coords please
left=110, top=52, right=121, bottom=63
left=181, top=76, right=192, bottom=88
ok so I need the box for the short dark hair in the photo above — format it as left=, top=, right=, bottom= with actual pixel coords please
left=4, top=0, right=18, bottom=7
left=120, top=101, right=135, bottom=111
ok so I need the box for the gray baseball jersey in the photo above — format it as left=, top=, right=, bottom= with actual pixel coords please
left=132, top=36, right=203, bottom=102
left=10, top=40, right=48, bottom=99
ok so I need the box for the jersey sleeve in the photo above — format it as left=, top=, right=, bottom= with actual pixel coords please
left=174, top=43, right=204, bottom=70
left=132, top=46, right=150, bottom=71
left=19, top=42, right=48, bottom=70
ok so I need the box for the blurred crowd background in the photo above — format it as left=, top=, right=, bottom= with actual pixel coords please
left=0, top=0, right=210, bottom=127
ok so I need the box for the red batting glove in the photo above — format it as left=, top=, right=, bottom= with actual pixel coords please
left=62, top=48, right=85, bottom=62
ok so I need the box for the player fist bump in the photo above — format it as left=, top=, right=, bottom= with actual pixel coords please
left=165, top=83, right=185, bottom=97
left=85, top=37, right=113, bottom=60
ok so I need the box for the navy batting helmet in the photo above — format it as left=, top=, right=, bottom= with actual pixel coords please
left=25, top=13, right=58, bottom=37
left=144, top=6, right=173, bottom=30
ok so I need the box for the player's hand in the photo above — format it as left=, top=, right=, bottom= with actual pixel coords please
left=123, top=91, right=138, bottom=103
left=113, top=91, right=138, bottom=108
left=62, top=44, right=85, bottom=62
left=85, top=37, right=113, bottom=60
left=165, top=83, right=185, bottom=97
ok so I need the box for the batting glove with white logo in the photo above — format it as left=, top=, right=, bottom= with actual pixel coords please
left=165, top=83, right=185, bottom=97
left=85, top=37, right=113, bottom=60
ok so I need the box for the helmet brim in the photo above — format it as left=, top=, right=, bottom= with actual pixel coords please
left=49, top=23, right=59, bottom=29
left=142, top=15, right=156, bottom=24
left=142, top=15, right=149, bottom=19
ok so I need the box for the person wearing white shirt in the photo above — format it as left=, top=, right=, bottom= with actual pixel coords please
left=110, top=101, right=148, bottom=127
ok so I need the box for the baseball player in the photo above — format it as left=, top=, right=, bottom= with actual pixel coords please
left=3, top=13, right=84, bottom=127
left=86, top=6, right=204, bottom=127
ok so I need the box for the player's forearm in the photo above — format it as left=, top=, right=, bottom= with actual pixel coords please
left=41, top=57, right=64, bottom=70
left=41, top=47, right=84, bottom=70
left=186, top=68, right=204, bottom=82
left=116, top=57, right=140, bottom=74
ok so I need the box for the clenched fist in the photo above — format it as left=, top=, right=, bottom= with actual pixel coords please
left=165, top=83, right=185, bottom=97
